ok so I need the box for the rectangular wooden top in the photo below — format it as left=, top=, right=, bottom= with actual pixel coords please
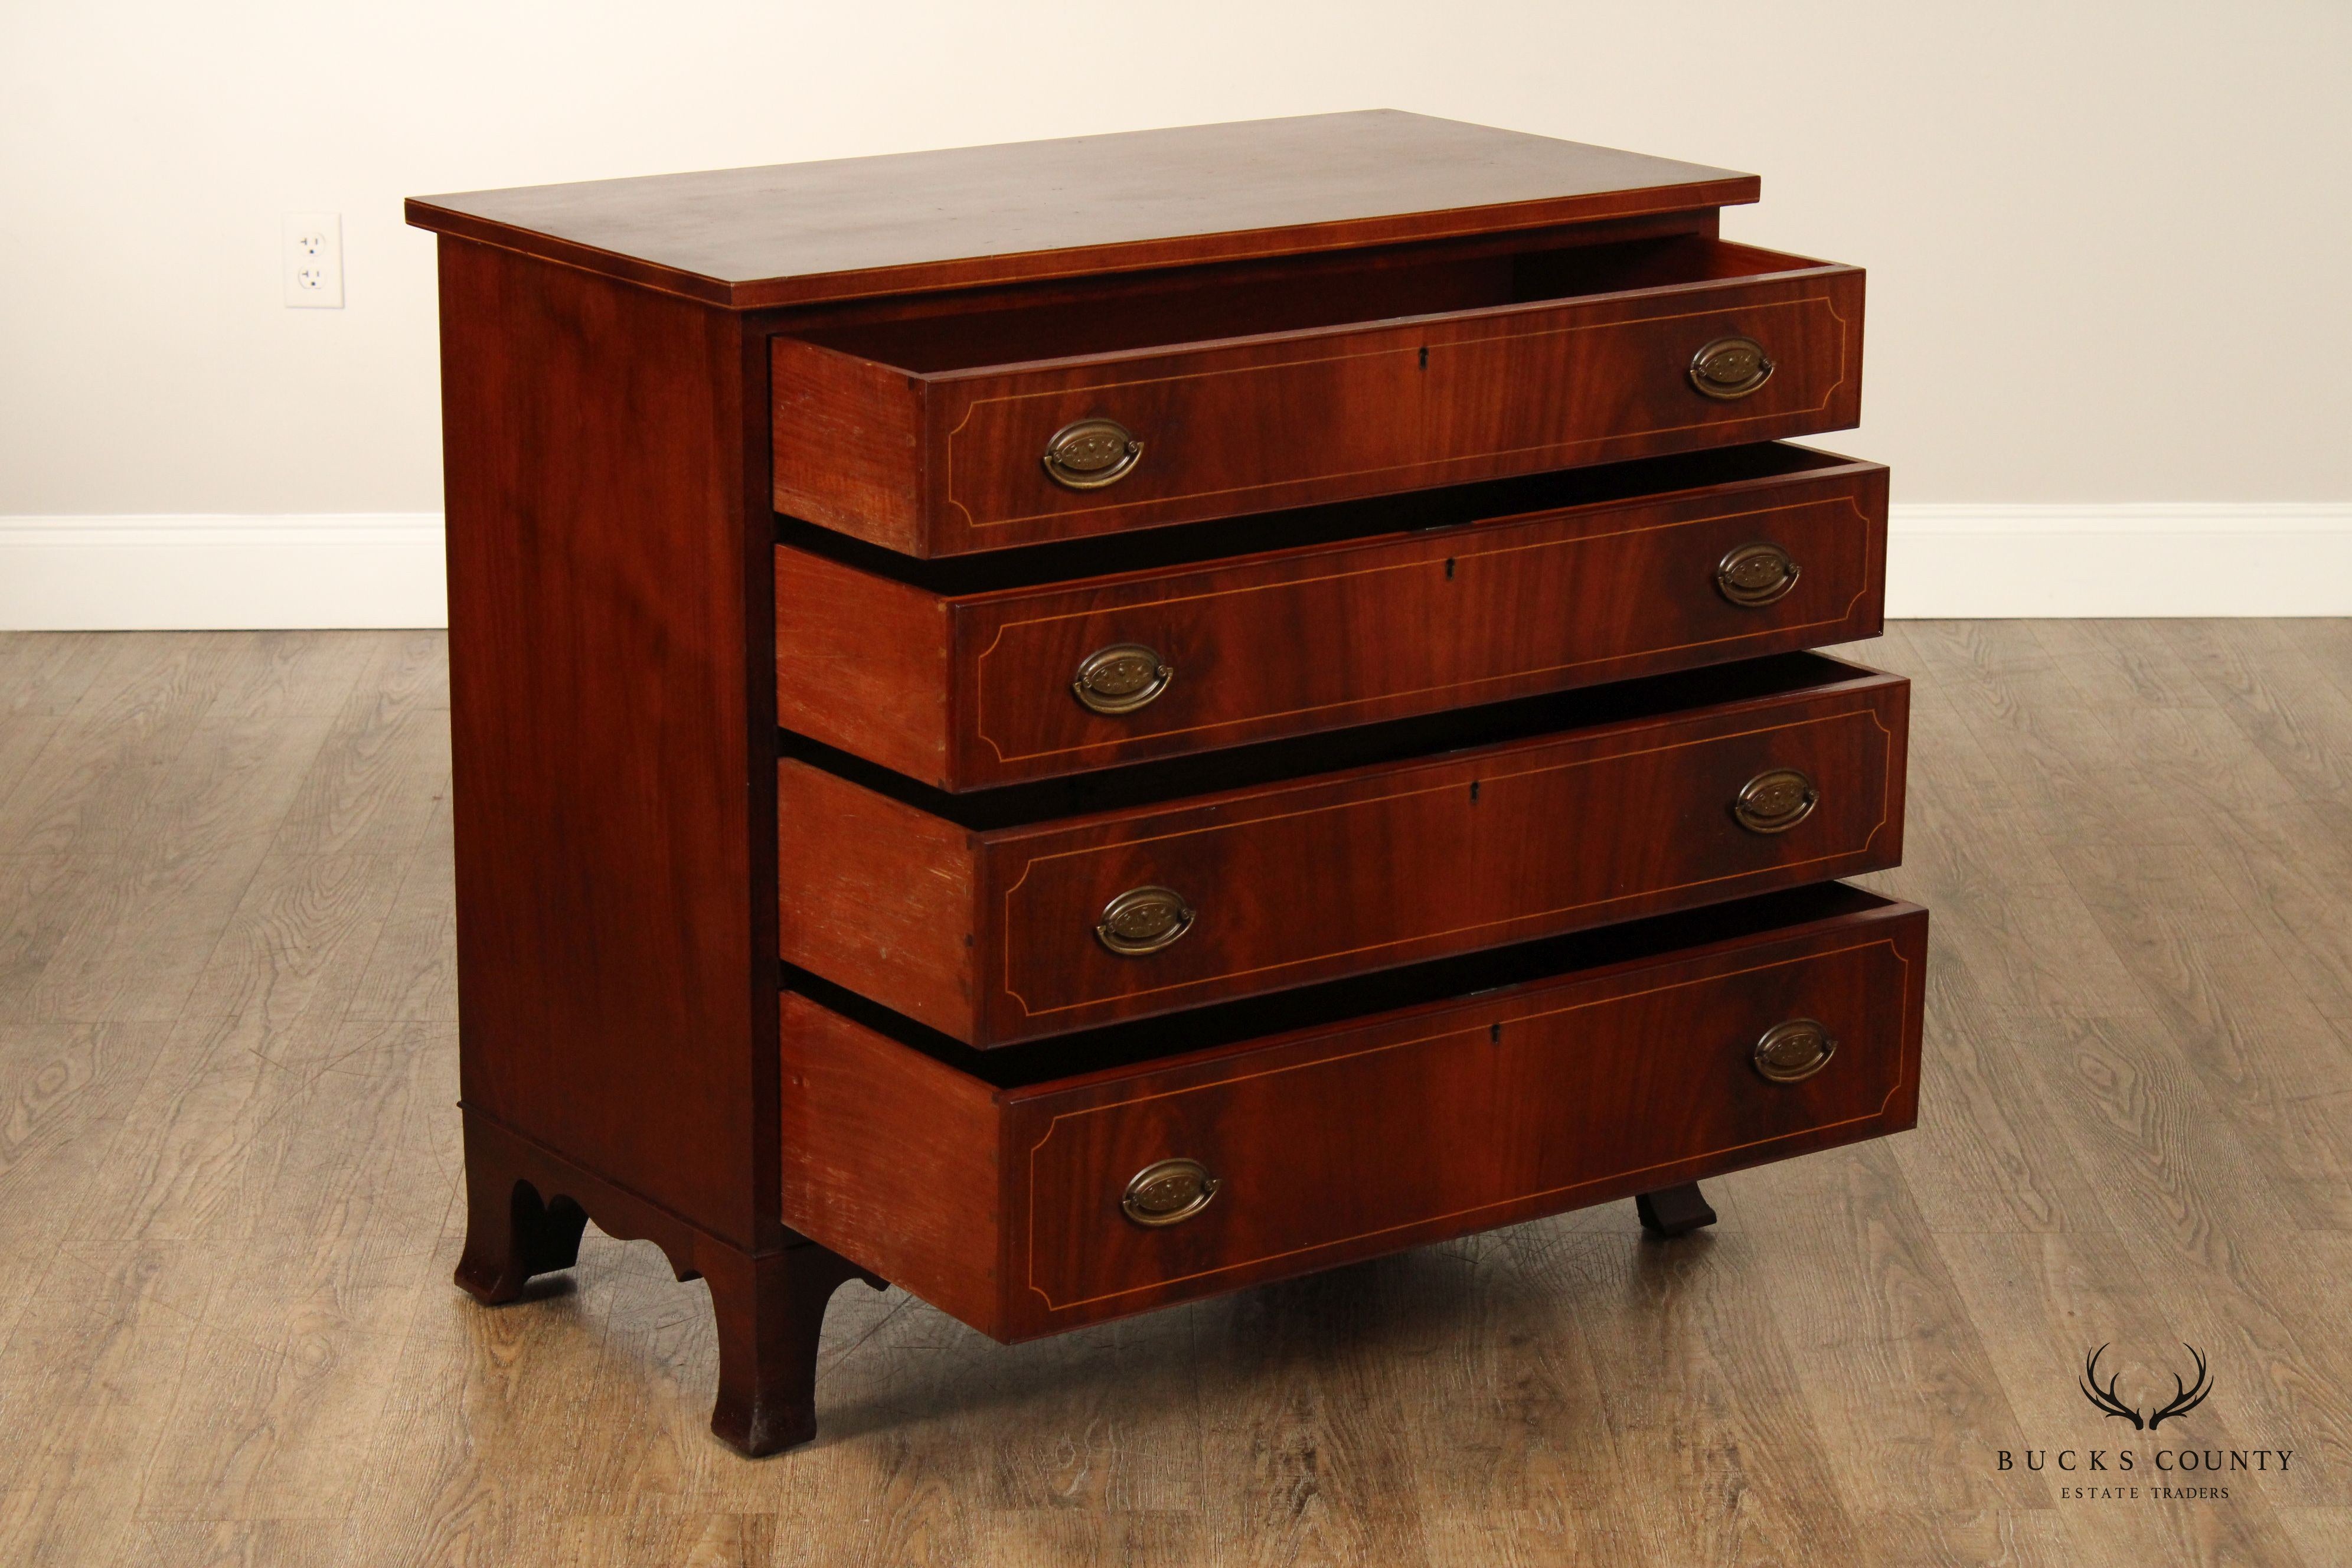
left=405, top=110, right=1755, bottom=310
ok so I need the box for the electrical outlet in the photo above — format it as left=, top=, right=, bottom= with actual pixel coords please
left=284, top=212, right=344, bottom=308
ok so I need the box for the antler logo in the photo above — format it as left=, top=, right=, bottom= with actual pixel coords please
left=2080, top=1343, right=2213, bottom=1430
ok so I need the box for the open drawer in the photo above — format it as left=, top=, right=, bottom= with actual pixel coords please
left=778, top=443, right=1887, bottom=789
left=771, top=233, right=1864, bottom=556
left=780, top=884, right=1928, bottom=1339
left=779, top=651, right=1908, bottom=1046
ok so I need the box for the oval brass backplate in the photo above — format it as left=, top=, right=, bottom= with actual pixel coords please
left=1753, top=1018, right=1837, bottom=1083
left=1072, top=642, right=1174, bottom=715
left=1042, top=417, right=1144, bottom=491
left=1732, top=767, right=1818, bottom=834
left=1688, top=335, right=1776, bottom=400
left=1096, top=886, right=1195, bottom=956
left=1122, top=1157, right=1221, bottom=1227
left=1716, top=541, right=1801, bottom=607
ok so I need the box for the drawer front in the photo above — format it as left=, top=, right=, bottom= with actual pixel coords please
left=981, top=672, right=1905, bottom=1041
left=956, top=464, right=1886, bottom=786
left=772, top=241, right=1865, bottom=557
left=778, top=889, right=1928, bottom=1341
left=936, top=280, right=1858, bottom=551
left=1005, top=904, right=1924, bottom=1333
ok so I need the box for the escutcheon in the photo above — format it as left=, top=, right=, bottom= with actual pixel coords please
left=1072, top=642, right=1174, bottom=715
left=1095, top=886, right=1195, bottom=956
left=1732, top=767, right=1818, bottom=834
left=1688, top=335, right=1776, bottom=400
left=1121, top=1158, right=1221, bottom=1227
left=1042, top=417, right=1144, bottom=490
left=1716, top=541, right=1801, bottom=607
left=1752, top=1018, right=1837, bottom=1083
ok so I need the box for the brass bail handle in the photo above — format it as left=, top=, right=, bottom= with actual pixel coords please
left=1688, top=335, right=1775, bottom=400
left=1122, top=1158, right=1221, bottom=1227
left=1716, top=541, right=1801, bottom=607
left=1732, top=767, right=1818, bottom=834
left=1096, top=885, right=1195, bottom=956
left=1752, top=1018, right=1837, bottom=1083
left=1073, top=642, right=1174, bottom=716
left=1043, top=417, right=1144, bottom=491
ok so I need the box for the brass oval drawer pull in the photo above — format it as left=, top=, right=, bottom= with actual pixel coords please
left=1096, top=886, right=1195, bottom=955
left=1753, top=1018, right=1837, bottom=1083
left=1122, top=1157, right=1220, bottom=1227
left=1716, top=541, right=1801, bottom=607
left=1732, top=767, right=1818, bottom=834
left=1043, top=417, right=1144, bottom=490
left=1688, top=335, right=1775, bottom=400
left=1072, top=642, right=1174, bottom=715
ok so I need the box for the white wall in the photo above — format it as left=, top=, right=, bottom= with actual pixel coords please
left=3, top=1, right=2347, bottom=623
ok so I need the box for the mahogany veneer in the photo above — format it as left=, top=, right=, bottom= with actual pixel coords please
left=773, top=234, right=1864, bottom=556
left=778, top=443, right=1889, bottom=788
left=782, top=887, right=1927, bottom=1340
left=778, top=654, right=1908, bottom=1046
left=406, top=111, right=1922, bottom=1458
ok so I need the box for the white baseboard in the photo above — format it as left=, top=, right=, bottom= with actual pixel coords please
left=1886, top=503, right=2352, bottom=617
left=0, top=514, right=446, bottom=631
left=1, top=505, right=2347, bottom=630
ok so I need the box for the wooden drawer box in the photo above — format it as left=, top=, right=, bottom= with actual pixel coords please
left=773, top=235, right=1863, bottom=556
left=779, top=652, right=1907, bottom=1046
left=782, top=886, right=1928, bottom=1340
left=413, top=112, right=1922, bottom=1457
left=778, top=443, right=1887, bottom=789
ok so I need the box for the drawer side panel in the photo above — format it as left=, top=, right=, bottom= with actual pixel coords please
left=780, top=993, right=1005, bottom=1333
left=779, top=759, right=977, bottom=1037
left=772, top=337, right=926, bottom=553
left=776, top=547, right=955, bottom=786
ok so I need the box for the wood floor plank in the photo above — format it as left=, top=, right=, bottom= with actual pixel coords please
left=135, top=1021, right=453, bottom=1524
left=0, top=633, right=246, bottom=860
left=0, top=631, right=125, bottom=718
left=2003, top=1011, right=2352, bottom=1505
left=344, top=797, right=456, bottom=1023
left=1567, top=1227, right=1871, bottom=1567
left=1886, top=956, right=2109, bottom=1234
left=1933, top=1230, right=2312, bottom=1568
left=0, top=624, right=2348, bottom=1565
left=0, top=1021, right=173, bottom=1348
left=2162, top=619, right=2352, bottom=803
left=1732, top=1139, right=2046, bottom=1514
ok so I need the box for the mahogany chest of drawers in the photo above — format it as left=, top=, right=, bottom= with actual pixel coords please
left=406, top=110, right=1923, bottom=1457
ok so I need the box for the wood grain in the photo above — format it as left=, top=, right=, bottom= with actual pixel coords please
left=782, top=894, right=1926, bottom=1339
left=782, top=657, right=1909, bottom=1046
left=434, top=238, right=775, bottom=1250
left=772, top=236, right=1864, bottom=556
left=778, top=443, right=1889, bottom=789
left=5, top=623, right=2351, bottom=1564
left=406, top=110, right=1756, bottom=309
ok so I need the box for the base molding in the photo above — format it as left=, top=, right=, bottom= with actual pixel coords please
left=0, top=513, right=446, bottom=630
left=1886, top=503, right=2352, bottom=617
left=2, top=505, right=2347, bottom=629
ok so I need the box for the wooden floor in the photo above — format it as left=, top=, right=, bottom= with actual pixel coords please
left=2, top=622, right=2350, bottom=1567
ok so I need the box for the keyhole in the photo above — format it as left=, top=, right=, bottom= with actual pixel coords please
left=1418, top=345, right=1429, bottom=370
left=1445, top=558, right=1455, bottom=580
left=1469, top=780, right=1481, bottom=803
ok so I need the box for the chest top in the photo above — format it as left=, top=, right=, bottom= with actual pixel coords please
left=404, top=110, right=1755, bottom=309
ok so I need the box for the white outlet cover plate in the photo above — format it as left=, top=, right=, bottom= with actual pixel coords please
left=284, top=211, right=344, bottom=308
